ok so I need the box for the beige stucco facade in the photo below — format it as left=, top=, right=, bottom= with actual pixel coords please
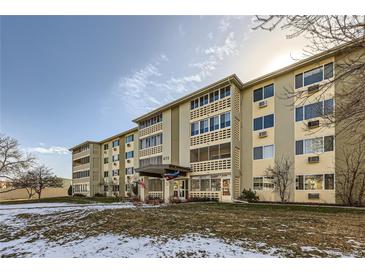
left=70, top=44, right=365, bottom=204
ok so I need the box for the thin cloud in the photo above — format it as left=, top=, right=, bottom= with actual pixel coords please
left=27, top=146, right=70, bottom=155
left=113, top=17, right=249, bottom=117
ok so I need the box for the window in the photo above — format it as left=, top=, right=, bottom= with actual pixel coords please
left=263, top=145, right=274, bottom=159
left=296, top=136, right=334, bottom=155
left=296, top=175, right=304, bottom=190
left=324, top=136, right=334, bottom=152
left=305, top=175, right=323, bottom=190
left=72, top=170, right=90, bottom=179
left=140, top=133, right=163, bottom=149
left=191, top=178, right=200, bottom=191
left=295, top=62, right=334, bottom=89
left=304, top=137, right=323, bottom=154
left=264, top=84, right=274, bottom=99
left=149, top=179, right=163, bottom=191
left=190, top=143, right=231, bottom=162
left=253, top=114, right=274, bottom=131
left=200, top=119, right=209, bottom=134
left=295, top=140, right=304, bottom=155
left=305, top=102, right=323, bottom=120
left=295, top=74, right=303, bottom=89
left=209, top=145, right=219, bottom=160
left=190, top=176, right=223, bottom=192
left=324, top=99, right=334, bottom=115
left=220, top=86, right=231, bottom=99
left=253, top=177, right=263, bottom=190
left=200, top=179, right=210, bottom=191
left=253, top=84, right=274, bottom=102
left=200, top=94, right=209, bottom=107
left=253, top=88, right=263, bottom=102
left=220, top=112, right=231, bottom=128
left=200, top=147, right=209, bottom=161
left=112, top=154, right=119, bottom=162
left=104, top=171, right=108, bottom=178
left=112, top=140, right=119, bottom=147
left=125, top=151, right=134, bottom=159
left=104, top=185, right=108, bottom=192
left=296, top=99, right=333, bottom=121
left=253, top=146, right=263, bottom=160
left=126, top=168, right=134, bottom=175
left=190, top=98, right=199, bottom=110
left=210, top=116, right=220, bottom=131
left=125, top=135, right=134, bottom=143
left=139, top=114, right=162, bottom=129
left=324, top=174, right=335, bottom=190
left=324, top=63, right=334, bottom=79
left=304, top=67, right=323, bottom=86
left=296, top=174, right=335, bottom=190
left=112, top=169, right=119, bottom=176
left=253, top=145, right=274, bottom=160
left=104, top=144, right=109, bottom=150
left=295, top=107, right=304, bottom=122
left=191, top=122, right=199, bottom=136
left=210, top=90, right=220, bottom=103
left=139, top=156, right=162, bottom=167
left=211, top=178, right=221, bottom=191
left=112, top=185, right=119, bottom=192
left=253, top=177, right=275, bottom=190
left=104, top=157, right=109, bottom=164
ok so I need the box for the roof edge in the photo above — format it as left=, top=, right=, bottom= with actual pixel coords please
left=132, top=74, right=243, bottom=123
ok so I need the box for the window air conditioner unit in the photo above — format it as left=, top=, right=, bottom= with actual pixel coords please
left=113, top=177, right=117, bottom=180
left=308, top=156, right=320, bottom=163
left=307, top=120, right=320, bottom=129
left=307, top=84, right=320, bottom=95
left=113, top=162, right=117, bottom=166
left=127, top=143, right=131, bottom=147
left=113, top=148, right=117, bottom=151
left=104, top=151, right=107, bottom=154
left=258, top=100, right=268, bottom=108
left=308, top=193, right=320, bottom=199
left=258, top=131, right=268, bottom=138
left=127, top=159, right=131, bottom=163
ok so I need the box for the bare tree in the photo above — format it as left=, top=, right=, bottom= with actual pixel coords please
left=11, top=171, right=38, bottom=199
left=253, top=16, right=365, bottom=142
left=336, top=144, right=365, bottom=206
left=30, top=165, right=63, bottom=199
left=0, top=134, right=35, bottom=180
left=265, top=157, right=293, bottom=203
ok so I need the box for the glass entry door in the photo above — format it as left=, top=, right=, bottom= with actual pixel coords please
left=173, top=180, right=188, bottom=199
left=222, top=178, right=231, bottom=196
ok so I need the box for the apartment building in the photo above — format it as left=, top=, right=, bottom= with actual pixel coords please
left=70, top=128, right=138, bottom=197
left=70, top=44, right=363, bottom=204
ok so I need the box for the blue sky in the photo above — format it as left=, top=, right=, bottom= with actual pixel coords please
left=0, top=16, right=308, bottom=178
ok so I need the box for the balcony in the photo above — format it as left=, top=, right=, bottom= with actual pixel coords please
left=190, top=128, right=231, bottom=147
left=139, top=122, right=163, bottom=138
left=139, top=145, right=163, bottom=158
left=191, top=158, right=231, bottom=174
left=190, top=96, right=231, bottom=120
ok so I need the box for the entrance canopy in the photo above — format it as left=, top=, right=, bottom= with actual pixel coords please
left=135, top=164, right=191, bottom=178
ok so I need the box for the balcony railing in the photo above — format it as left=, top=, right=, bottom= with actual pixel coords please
left=191, top=158, right=231, bottom=173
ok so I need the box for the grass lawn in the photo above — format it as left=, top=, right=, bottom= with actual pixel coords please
left=0, top=196, right=122, bottom=205
left=1, top=202, right=364, bottom=257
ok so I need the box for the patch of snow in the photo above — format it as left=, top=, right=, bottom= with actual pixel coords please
left=0, top=233, right=278, bottom=258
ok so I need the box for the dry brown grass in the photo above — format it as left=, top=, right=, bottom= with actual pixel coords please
left=2, top=203, right=365, bottom=257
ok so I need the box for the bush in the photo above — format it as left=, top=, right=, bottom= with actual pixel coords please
left=67, top=185, right=72, bottom=196
left=73, top=193, right=86, bottom=197
left=187, top=196, right=216, bottom=202
left=145, top=196, right=163, bottom=205
left=94, top=193, right=106, bottom=197
left=239, top=189, right=259, bottom=202
left=169, top=196, right=182, bottom=204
